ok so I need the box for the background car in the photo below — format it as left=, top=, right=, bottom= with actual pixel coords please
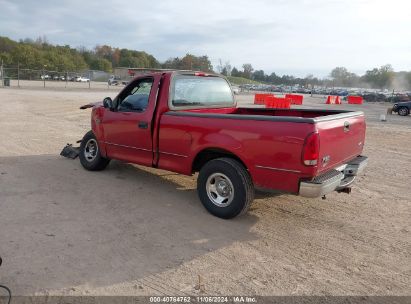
left=108, top=75, right=121, bottom=85
left=231, top=85, right=240, bottom=94
left=75, top=76, right=90, bottom=82
left=387, top=94, right=410, bottom=103
left=392, top=101, right=411, bottom=116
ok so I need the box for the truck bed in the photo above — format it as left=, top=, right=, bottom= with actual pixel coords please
left=182, top=107, right=364, bottom=122
left=160, top=107, right=366, bottom=193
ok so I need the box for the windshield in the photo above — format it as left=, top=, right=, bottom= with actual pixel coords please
left=171, top=75, right=234, bottom=108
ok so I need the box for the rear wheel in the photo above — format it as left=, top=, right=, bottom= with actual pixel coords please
left=79, top=131, right=110, bottom=171
left=197, top=158, right=254, bottom=219
left=398, top=107, right=409, bottom=116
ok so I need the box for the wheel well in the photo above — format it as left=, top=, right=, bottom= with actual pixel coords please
left=192, top=148, right=248, bottom=173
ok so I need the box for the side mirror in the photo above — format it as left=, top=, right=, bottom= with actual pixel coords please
left=103, top=97, right=114, bottom=110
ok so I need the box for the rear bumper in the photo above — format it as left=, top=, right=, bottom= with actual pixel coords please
left=299, top=156, right=368, bottom=198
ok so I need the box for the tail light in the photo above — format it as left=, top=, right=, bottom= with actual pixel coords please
left=302, top=132, right=320, bottom=166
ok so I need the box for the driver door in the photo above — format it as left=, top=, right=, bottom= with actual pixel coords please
left=102, top=76, right=158, bottom=166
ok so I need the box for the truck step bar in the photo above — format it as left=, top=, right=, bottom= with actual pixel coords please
left=299, top=156, right=368, bottom=198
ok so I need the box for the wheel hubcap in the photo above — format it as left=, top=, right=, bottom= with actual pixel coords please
left=84, top=139, right=98, bottom=162
left=399, top=108, right=407, bottom=115
left=206, top=173, right=234, bottom=207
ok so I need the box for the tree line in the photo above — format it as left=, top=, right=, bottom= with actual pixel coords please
left=1, top=36, right=410, bottom=89
left=218, top=61, right=411, bottom=90
left=0, top=36, right=213, bottom=73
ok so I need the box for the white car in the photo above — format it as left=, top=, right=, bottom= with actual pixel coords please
left=231, top=85, right=240, bottom=95
left=75, top=76, right=90, bottom=82
left=108, top=75, right=121, bottom=85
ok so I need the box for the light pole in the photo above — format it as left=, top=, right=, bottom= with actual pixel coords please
left=1, top=59, right=3, bottom=87
left=17, top=61, right=20, bottom=88
left=43, top=65, right=47, bottom=88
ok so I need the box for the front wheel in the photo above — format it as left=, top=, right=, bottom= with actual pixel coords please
left=398, top=107, right=409, bottom=116
left=79, top=131, right=110, bottom=171
left=197, top=158, right=254, bottom=219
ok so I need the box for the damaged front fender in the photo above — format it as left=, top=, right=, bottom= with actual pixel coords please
left=79, top=101, right=103, bottom=110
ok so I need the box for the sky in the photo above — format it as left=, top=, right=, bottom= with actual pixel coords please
left=0, top=0, right=410, bottom=77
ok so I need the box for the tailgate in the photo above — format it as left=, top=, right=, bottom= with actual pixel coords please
left=315, top=112, right=366, bottom=174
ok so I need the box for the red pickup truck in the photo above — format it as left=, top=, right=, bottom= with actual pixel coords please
left=78, top=71, right=367, bottom=219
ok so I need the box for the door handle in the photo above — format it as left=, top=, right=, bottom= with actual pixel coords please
left=138, top=121, right=148, bottom=129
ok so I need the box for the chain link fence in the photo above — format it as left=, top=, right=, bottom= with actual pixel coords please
left=0, top=65, right=120, bottom=90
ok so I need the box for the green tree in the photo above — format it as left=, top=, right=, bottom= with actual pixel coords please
left=118, top=49, right=160, bottom=68
left=162, top=54, right=212, bottom=72
left=253, top=70, right=266, bottom=82
left=267, top=72, right=280, bottom=84
left=362, top=64, right=394, bottom=88
left=88, top=58, right=112, bottom=72
left=12, top=44, right=42, bottom=68
left=231, top=67, right=242, bottom=77
left=0, top=52, right=12, bottom=65
left=330, top=67, right=359, bottom=87
left=242, top=63, right=253, bottom=79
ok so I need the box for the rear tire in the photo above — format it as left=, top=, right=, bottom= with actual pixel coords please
left=197, top=158, right=254, bottom=219
left=79, top=131, right=110, bottom=171
left=398, top=107, right=409, bottom=116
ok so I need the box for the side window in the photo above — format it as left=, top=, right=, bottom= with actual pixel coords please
left=118, top=78, right=154, bottom=112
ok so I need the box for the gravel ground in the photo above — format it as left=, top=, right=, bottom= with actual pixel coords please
left=0, top=87, right=410, bottom=296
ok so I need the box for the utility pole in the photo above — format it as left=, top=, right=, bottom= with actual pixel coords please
left=43, top=65, right=47, bottom=88
left=17, top=61, right=20, bottom=88
left=1, top=59, right=3, bottom=87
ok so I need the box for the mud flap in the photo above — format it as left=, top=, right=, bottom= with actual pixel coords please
left=60, top=144, right=80, bottom=159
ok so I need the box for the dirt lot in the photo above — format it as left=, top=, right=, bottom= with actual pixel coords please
left=0, top=87, right=410, bottom=296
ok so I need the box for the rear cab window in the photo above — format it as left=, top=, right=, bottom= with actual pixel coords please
left=169, top=74, right=235, bottom=109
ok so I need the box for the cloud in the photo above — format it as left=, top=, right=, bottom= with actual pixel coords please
left=0, top=0, right=410, bottom=77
